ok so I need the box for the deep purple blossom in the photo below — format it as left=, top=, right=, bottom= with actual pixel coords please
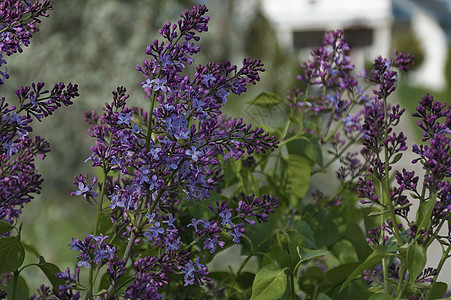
left=68, top=234, right=118, bottom=269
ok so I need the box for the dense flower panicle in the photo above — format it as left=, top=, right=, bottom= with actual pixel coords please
left=14, top=82, right=79, bottom=121
left=412, top=93, right=450, bottom=141
left=67, top=5, right=280, bottom=296
left=297, top=30, right=354, bottom=87
left=293, top=30, right=368, bottom=123
left=411, top=95, right=451, bottom=228
left=393, top=50, right=415, bottom=72
left=358, top=98, right=406, bottom=185
left=0, top=82, right=78, bottom=224
left=368, top=50, right=414, bottom=100
left=368, top=56, right=398, bottom=99
left=0, top=0, right=54, bottom=84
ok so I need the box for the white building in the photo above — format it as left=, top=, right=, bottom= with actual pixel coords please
left=261, top=0, right=393, bottom=71
left=261, top=0, right=451, bottom=91
left=393, top=0, right=451, bottom=90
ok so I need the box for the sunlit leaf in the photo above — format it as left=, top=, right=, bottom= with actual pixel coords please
left=406, top=242, right=426, bottom=282
left=250, top=265, right=288, bottom=300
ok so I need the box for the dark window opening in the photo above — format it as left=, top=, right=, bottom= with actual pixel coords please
left=292, top=27, right=374, bottom=50
left=293, top=30, right=325, bottom=48
left=344, top=27, right=373, bottom=47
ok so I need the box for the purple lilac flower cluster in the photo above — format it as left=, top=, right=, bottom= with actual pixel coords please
left=289, top=30, right=368, bottom=136
left=30, top=268, right=82, bottom=299
left=69, top=234, right=118, bottom=268
left=68, top=5, right=279, bottom=298
left=354, top=47, right=451, bottom=296
left=357, top=53, right=412, bottom=215
left=0, top=82, right=79, bottom=224
left=0, top=0, right=53, bottom=84
left=411, top=94, right=451, bottom=234
left=358, top=91, right=451, bottom=240
left=0, top=0, right=79, bottom=226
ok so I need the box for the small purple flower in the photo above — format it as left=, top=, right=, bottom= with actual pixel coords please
left=219, top=211, right=232, bottom=226
left=183, top=259, right=209, bottom=286
left=131, top=123, right=141, bottom=134
left=71, top=175, right=98, bottom=199
left=10, top=112, right=22, bottom=125
left=2, top=140, right=18, bottom=156
left=186, top=146, right=203, bottom=162
left=187, top=218, right=205, bottom=232
left=159, top=54, right=174, bottom=68
left=216, top=88, right=229, bottom=106
left=203, top=237, right=225, bottom=254
left=162, top=213, right=176, bottom=228
left=29, top=95, right=38, bottom=107
left=201, top=73, right=216, bottom=87
left=144, top=221, right=165, bottom=242
left=117, top=112, right=131, bottom=125
left=150, top=77, right=168, bottom=92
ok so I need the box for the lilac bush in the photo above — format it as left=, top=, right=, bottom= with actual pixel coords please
left=232, top=30, right=451, bottom=299
left=1, top=2, right=451, bottom=300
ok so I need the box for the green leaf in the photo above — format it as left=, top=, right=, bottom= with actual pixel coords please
left=325, top=262, right=360, bottom=288
left=250, top=265, right=288, bottom=300
left=310, top=210, right=346, bottom=248
left=340, top=245, right=386, bottom=291
left=283, top=155, right=311, bottom=205
left=368, top=293, right=395, bottom=300
left=298, top=266, right=326, bottom=296
left=293, top=219, right=317, bottom=249
left=368, top=209, right=390, bottom=217
left=3, top=274, right=29, bottom=299
left=250, top=91, right=286, bottom=108
left=333, top=280, right=370, bottom=300
left=239, top=168, right=260, bottom=194
left=0, top=220, right=14, bottom=233
left=223, top=158, right=242, bottom=187
left=318, top=293, right=333, bottom=300
left=343, top=224, right=372, bottom=261
left=384, top=236, right=399, bottom=253
left=331, top=240, right=359, bottom=264
left=406, top=242, right=426, bottom=282
left=428, top=281, right=448, bottom=299
left=236, top=271, right=256, bottom=290
left=417, top=199, right=435, bottom=230
left=391, top=153, right=403, bottom=164
left=0, top=236, right=25, bottom=273
left=286, top=137, right=323, bottom=167
left=37, top=261, right=65, bottom=290
left=298, top=247, right=328, bottom=262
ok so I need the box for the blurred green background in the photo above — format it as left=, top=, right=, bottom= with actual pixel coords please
left=3, top=0, right=451, bottom=292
